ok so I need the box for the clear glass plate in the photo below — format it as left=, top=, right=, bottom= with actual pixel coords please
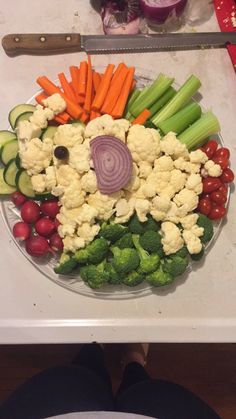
left=0, top=67, right=229, bottom=299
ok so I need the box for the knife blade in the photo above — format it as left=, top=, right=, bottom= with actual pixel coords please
left=2, top=32, right=236, bottom=57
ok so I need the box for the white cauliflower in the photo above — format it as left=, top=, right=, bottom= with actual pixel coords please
left=58, top=223, right=76, bottom=238
left=20, top=137, right=53, bottom=175
left=174, top=188, right=199, bottom=213
left=29, top=105, right=54, bottom=129
left=56, top=165, right=80, bottom=187
left=53, top=124, right=84, bottom=148
left=31, top=174, right=46, bottom=193
left=174, top=157, right=201, bottom=174
left=169, top=169, right=187, bottom=193
left=185, top=173, right=203, bottom=195
left=182, top=228, right=203, bottom=254
left=81, top=170, right=97, bottom=193
left=151, top=196, right=171, bottom=221
left=154, top=155, right=174, bottom=172
left=146, top=171, right=171, bottom=197
left=85, top=114, right=130, bottom=142
left=158, top=185, right=176, bottom=199
left=142, top=181, right=157, bottom=199
left=138, top=161, right=153, bottom=179
left=60, top=180, right=86, bottom=209
left=127, top=125, right=161, bottom=163
left=77, top=223, right=100, bottom=244
left=160, top=132, right=188, bottom=159
left=69, top=143, right=90, bottom=174
left=45, top=166, right=57, bottom=191
left=189, top=149, right=208, bottom=164
left=42, top=93, right=67, bottom=115
left=114, top=197, right=136, bottom=224
left=203, top=160, right=222, bottom=177
left=16, top=120, right=42, bottom=149
left=124, top=163, right=140, bottom=192
left=63, top=236, right=85, bottom=252
left=161, top=221, right=184, bottom=255
left=179, top=214, right=199, bottom=230
left=87, top=191, right=122, bottom=220
left=164, top=202, right=180, bottom=224
left=134, top=199, right=151, bottom=222
left=74, top=204, right=99, bottom=226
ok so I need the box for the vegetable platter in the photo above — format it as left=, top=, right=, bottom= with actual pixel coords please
left=0, top=57, right=234, bottom=298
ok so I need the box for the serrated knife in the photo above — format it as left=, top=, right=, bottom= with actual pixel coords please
left=2, top=32, right=236, bottom=57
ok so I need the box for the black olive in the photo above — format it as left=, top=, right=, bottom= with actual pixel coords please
left=54, top=146, right=69, bottom=160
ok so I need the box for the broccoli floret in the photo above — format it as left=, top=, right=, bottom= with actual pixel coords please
left=80, top=261, right=109, bottom=289
left=191, top=246, right=205, bottom=261
left=111, top=247, right=140, bottom=276
left=128, top=214, right=160, bottom=234
left=162, top=254, right=189, bottom=277
left=54, top=253, right=77, bottom=275
left=173, top=246, right=188, bottom=258
left=146, top=265, right=174, bottom=287
left=105, top=263, right=121, bottom=285
left=74, top=237, right=109, bottom=264
left=139, top=231, right=164, bottom=257
left=197, top=214, right=214, bottom=244
left=122, top=270, right=144, bottom=287
left=132, top=234, right=160, bottom=274
left=113, top=232, right=134, bottom=249
left=99, top=222, right=128, bottom=242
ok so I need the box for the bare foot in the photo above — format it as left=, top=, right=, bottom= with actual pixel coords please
left=121, top=343, right=149, bottom=368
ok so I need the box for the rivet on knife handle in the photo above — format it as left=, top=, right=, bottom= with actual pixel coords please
left=1, top=33, right=82, bottom=57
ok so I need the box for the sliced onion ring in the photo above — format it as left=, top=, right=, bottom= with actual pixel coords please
left=90, top=135, right=133, bottom=195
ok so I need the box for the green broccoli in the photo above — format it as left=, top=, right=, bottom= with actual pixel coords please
left=122, top=270, right=144, bottom=287
left=99, top=222, right=128, bottom=242
left=173, top=246, right=189, bottom=258
left=146, top=265, right=174, bottom=287
left=128, top=214, right=160, bottom=235
left=162, top=254, right=189, bottom=277
left=54, top=253, right=77, bottom=275
left=105, top=262, right=121, bottom=285
left=111, top=247, right=140, bottom=276
left=190, top=246, right=205, bottom=261
left=197, top=214, right=214, bottom=244
left=74, top=237, right=109, bottom=265
left=113, top=232, right=134, bottom=249
left=132, top=234, right=160, bottom=274
left=139, top=231, right=164, bottom=257
left=80, top=261, right=109, bottom=289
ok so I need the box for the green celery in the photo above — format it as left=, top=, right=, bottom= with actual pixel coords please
left=149, top=87, right=176, bottom=117
left=151, top=75, right=201, bottom=126
left=130, top=73, right=174, bottom=117
left=158, top=102, right=202, bottom=135
left=124, top=89, right=141, bottom=118
left=178, top=112, right=220, bottom=150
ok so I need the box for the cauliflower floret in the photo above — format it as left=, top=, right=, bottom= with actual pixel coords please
left=124, top=163, right=140, bottom=192
left=134, top=199, right=151, bottom=222
left=164, top=202, right=180, bottom=224
left=189, top=149, right=208, bottom=164
left=45, top=166, right=57, bottom=191
left=63, top=235, right=85, bottom=252
left=179, top=214, right=199, bottom=230
left=151, top=195, right=171, bottom=221
left=87, top=191, right=122, bottom=220
left=58, top=223, right=76, bottom=238
left=75, top=204, right=99, bottom=226
left=161, top=221, right=184, bottom=255
left=56, top=165, right=80, bottom=187
left=103, top=119, right=130, bottom=142
left=85, top=114, right=130, bottom=142
left=29, top=105, right=54, bottom=129
left=20, top=137, right=53, bottom=175
left=185, top=173, right=203, bottom=195
left=154, top=155, right=174, bottom=172
left=169, top=169, right=187, bottom=193
left=42, top=93, right=67, bottom=115
left=138, top=161, right=153, bottom=179
left=60, top=180, right=86, bottom=209
left=174, top=188, right=199, bottom=213
left=203, top=160, right=222, bottom=177
left=31, top=174, right=46, bottom=193
left=182, top=229, right=202, bottom=254
left=158, top=185, right=176, bottom=199
left=16, top=120, right=42, bottom=150
left=160, top=132, right=188, bottom=159
left=145, top=171, right=171, bottom=197
left=53, top=124, right=84, bottom=148
left=127, top=125, right=161, bottom=163
left=69, top=143, right=90, bottom=174
left=77, top=223, right=100, bottom=244
left=174, top=157, right=201, bottom=174
left=114, top=197, right=136, bottom=224
left=81, top=170, right=97, bottom=193
left=142, top=181, right=157, bottom=199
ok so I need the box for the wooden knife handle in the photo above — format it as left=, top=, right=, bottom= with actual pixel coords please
left=2, top=33, right=82, bottom=57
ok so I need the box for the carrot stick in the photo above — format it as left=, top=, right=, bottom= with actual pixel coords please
left=78, top=61, right=88, bottom=96
left=35, top=92, right=70, bottom=123
left=84, top=56, right=93, bottom=114
left=92, top=64, right=115, bottom=111
left=69, top=81, right=84, bottom=105
left=111, top=63, right=127, bottom=86
left=80, top=112, right=89, bottom=123
left=101, top=66, right=129, bottom=114
left=58, top=72, right=77, bottom=103
left=92, top=72, right=101, bottom=93
left=36, top=76, right=83, bottom=120
left=111, top=67, right=135, bottom=119
left=131, top=108, right=151, bottom=126
left=90, top=110, right=101, bottom=121
left=69, top=66, right=80, bottom=101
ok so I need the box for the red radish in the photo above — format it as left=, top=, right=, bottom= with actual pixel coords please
left=212, top=156, right=229, bottom=170
left=35, top=217, right=55, bottom=237
left=40, top=200, right=60, bottom=218
left=208, top=205, right=227, bottom=220
left=201, top=140, right=218, bottom=158
left=220, top=168, right=234, bottom=184
left=197, top=198, right=212, bottom=216
left=54, top=218, right=61, bottom=230
left=21, top=201, right=41, bottom=224
left=49, top=233, right=63, bottom=252
left=13, top=222, right=31, bottom=241
left=11, top=191, right=26, bottom=207
left=25, top=235, right=51, bottom=257
left=202, top=177, right=222, bottom=194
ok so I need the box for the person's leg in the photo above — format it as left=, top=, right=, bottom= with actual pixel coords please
left=0, top=344, right=114, bottom=419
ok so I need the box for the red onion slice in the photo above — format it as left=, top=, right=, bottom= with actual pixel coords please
left=140, top=0, right=188, bottom=24
left=90, top=135, right=133, bottom=195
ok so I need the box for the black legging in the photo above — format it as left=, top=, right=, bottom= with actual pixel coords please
left=0, top=344, right=221, bottom=419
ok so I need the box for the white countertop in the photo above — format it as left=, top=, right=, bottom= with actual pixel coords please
left=0, top=0, right=236, bottom=344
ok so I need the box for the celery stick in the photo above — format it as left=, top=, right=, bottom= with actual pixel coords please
left=178, top=112, right=220, bottom=150
left=149, top=87, right=176, bottom=117
left=158, top=102, right=202, bottom=135
left=151, top=75, right=201, bottom=126
left=130, top=73, right=174, bottom=117
left=127, top=89, right=140, bottom=110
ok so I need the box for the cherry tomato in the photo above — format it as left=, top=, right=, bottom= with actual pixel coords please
left=210, top=190, right=227, bottom=205
left=218, top=184, right=228, bottom=197
left=202, top=140, right=218, bottom=158
left=212, top=156, right=229, bottom=170
left=202, top=177, right=222, bottom=193
left=220, top=168, right=234, bottom=184
left=197, top=197, right=212, bottom=215
left=213, top=147, right=230, bottom=160
left=208, top=205, right=227, bottom=220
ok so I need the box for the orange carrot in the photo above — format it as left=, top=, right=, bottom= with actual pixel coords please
left=131, top=109, right=151, bottom=126
left=80, top=112, right=89, bottom=123
left=78, top=61, right=88, bottom=96
left=111, top=63, right=127, bottom=86
left=69, top=81, right=84, bottom=104
left=84, top=56, right=93, bottom=114
left=35, top=92, right=70, bottom=123
left=92, top=64, right=115, bottom=111
left=90, top=110, right=101, bottom=121
left=111, top=67, right=135, bottom=119
left=101, top=65, right=129, bottom=114
left=92, top=72, right=101, bottom=93
left=36, top=76, right=83, bottom=119
left=58, top=72, right=77, bottom=103
left=69, top=66, right=80, bottom=101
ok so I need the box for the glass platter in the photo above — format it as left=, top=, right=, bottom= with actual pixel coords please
left=0, top=67, right=229, bottom=299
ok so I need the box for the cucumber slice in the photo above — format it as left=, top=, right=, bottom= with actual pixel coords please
left=0, top=168, right=16, bottom=194
left=15, top=169, right=35, bottom=198
left=1, top=139, right=19, bottom=165
left=35, top=191, right=54, bottom=201
left=0, top=131, right=17, bottom=150
left=69, top=120, right=85, bottom=128
left=3, top=159, right=18, bottom=187
left=15, top=153, right=22, bottom=169
left=41, top=126, right=58, bottom=140
left=9, top=104, right=36, bottom=129
left=14, top=111, right=34, bottom=128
